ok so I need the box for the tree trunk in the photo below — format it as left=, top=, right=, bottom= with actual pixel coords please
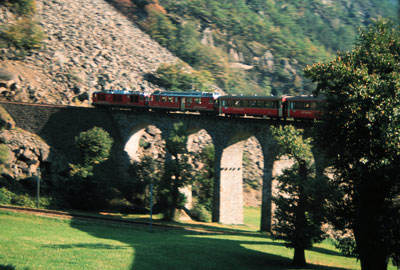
left=354, top=175, right=389, bottom=270
left=292, top=247, right=306, bottom=266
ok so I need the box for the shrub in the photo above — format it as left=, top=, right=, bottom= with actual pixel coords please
left=190, top=203, right=211, bottom=222
left=0, top=187, right=13, bottom=205
left=0, top=0, right=36, bottom=15
left=11, top=193, right=35, bottom=207
left=0, top=187, right=36, bottom=207
left=1, top=18, right=44, bottom=52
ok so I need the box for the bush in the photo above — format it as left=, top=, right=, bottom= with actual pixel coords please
left=1, top=18, right=44, bottom=52
left=0, top=0, right=36, bottom=15
left=11, top=193, right=35, bottom=207
left=190, top=203, right=211, bottom=222
left=0, top=187, right=36, bottom=207
left=0, top=187, right=13, bottom=205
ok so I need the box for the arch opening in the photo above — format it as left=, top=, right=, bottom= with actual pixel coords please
left=124, top=124, right=165, bottom=162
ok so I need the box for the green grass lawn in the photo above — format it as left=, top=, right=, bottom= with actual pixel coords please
left=1, top=209, right=391, bottom=270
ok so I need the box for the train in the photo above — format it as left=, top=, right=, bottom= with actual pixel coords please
left=92, top=90, right=325, bottom=120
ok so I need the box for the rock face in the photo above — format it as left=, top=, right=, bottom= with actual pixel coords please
left=0, top=0, right=179, bottom=105
left=0, top=129, right=50, bottom=179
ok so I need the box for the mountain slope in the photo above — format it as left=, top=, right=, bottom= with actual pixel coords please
left=132, top=0, right=399, bottom=96
left=0, top=0, right=178, bottom=105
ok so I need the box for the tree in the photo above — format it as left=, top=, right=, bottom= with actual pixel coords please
left=125, top=154, right=164, bottom=213
left=304, top=19, right=400, bottom=270
left=70, top=127, right=113, bottom=177
left=271, top=125, right=329, bottom=266
left=192, top=144, right=214, bottom=213
left=158, top=122, right=194, bottom=220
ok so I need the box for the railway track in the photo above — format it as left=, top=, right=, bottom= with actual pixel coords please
left=0, top=204, right=177, bottom=230
left=0, top=205, right=257, bottom=235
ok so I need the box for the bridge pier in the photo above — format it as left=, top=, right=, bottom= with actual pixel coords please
left=212, top=140, right=245, bottom=224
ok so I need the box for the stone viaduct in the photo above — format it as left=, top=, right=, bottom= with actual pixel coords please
left=0, top=101, right=323, bottom=231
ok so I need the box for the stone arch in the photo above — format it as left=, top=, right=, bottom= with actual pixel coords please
left=124, top=123, right=165, bottom=162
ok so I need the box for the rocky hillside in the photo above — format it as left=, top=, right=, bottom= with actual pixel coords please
left=0, top=0, right=178, bottom=105
left=132, top=0, right=399, bottom=96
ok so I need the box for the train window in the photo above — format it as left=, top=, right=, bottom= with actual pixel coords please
left=140, top=96, right=144, bottom=101
left=98, top=93, right=106, bottom=101
left=167, top=97, right=172, bottom=103
left=250, top=101, right=257, bottom=107
left=162, top=97, right=167, bottom=102
left=194, top=98, right=201, bottom=104
left=256, top=100, right=263, bottom=107
left=113, top=95, right=122, bottom=102
left=241, top=100, right=249, bottom=107
left=130, top=95, right=139, bottom=103
left=155, top=96, right=160, bottom=102
left=175, top=97, right=178, bottom=103
left=264, top=101, right=273, bottom=108
left=186, top=98, right=192, bottom=103
left=234, top=100, right=241, bottom=107
left=310, top=102, right=317, bottom=110
left=208, top=98, right=213, bottom=104
left=227, top=100, right=233, bottom=107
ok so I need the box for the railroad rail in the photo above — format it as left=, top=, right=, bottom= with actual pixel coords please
left=0, top=205, right=259, bottom=235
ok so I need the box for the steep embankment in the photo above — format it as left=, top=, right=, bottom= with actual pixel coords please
left=0, top=0, right=178, bottom=105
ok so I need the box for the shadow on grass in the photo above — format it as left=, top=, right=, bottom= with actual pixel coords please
left=0, top=265, right=16, bottom=270
left=310, top=246, right=343, bottom=257
left=64, top=217, right=352, bottom=270
left=46, top=243, right=131, bottom=250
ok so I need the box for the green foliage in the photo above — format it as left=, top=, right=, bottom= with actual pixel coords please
left=159, top=122, right=194, bottom=220
left=73, top=127, right=113, bottom=167
left=68, top=163, right=94, bottom=178
left=0, top=0, right=36, bottom=15
left=125, top=155, right=164, bottom=213
left=66, top=127, right=113, bottom=210
left=190, top=203, right=211, bottom=222
left=304, top=19, right=400, bottom=269
left=134, top=0, right=398, bottom=95
left=153, top=63, right=214, bottom=92
left=192, top=145, right=214, bottom=213
left=0, top=187, right=12, bottom=204
left=334, top=236, right=358, bottom=258
left=271, top=125, right=329, bottom=266
left=0, top=187, right=52, bottom=208
left=0, top=18, right=44, bottom=53
left=0, top=144, right=10, bottom=165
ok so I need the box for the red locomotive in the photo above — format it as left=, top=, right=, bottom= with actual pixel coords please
left=92, top=90, right=324, bottom=120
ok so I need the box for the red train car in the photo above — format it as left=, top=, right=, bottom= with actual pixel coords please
left=148, top=91, right=219, bottom=114
left=218, top=95, right=283, bottom=118
left=283, top=96, right=325, bottom=120
left=92, top=90, right=149, bottom=109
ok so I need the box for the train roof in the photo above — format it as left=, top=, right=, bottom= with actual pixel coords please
left=151, top=91, right=220, bottom=98
left=219, top=95, right=281, bottom=100
left=94, top=90, right=149, bottom=95
left=284, top=96, right=325, bottom=101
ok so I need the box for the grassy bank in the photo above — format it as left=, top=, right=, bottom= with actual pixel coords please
left=1, top=209, right=389, bottom=270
